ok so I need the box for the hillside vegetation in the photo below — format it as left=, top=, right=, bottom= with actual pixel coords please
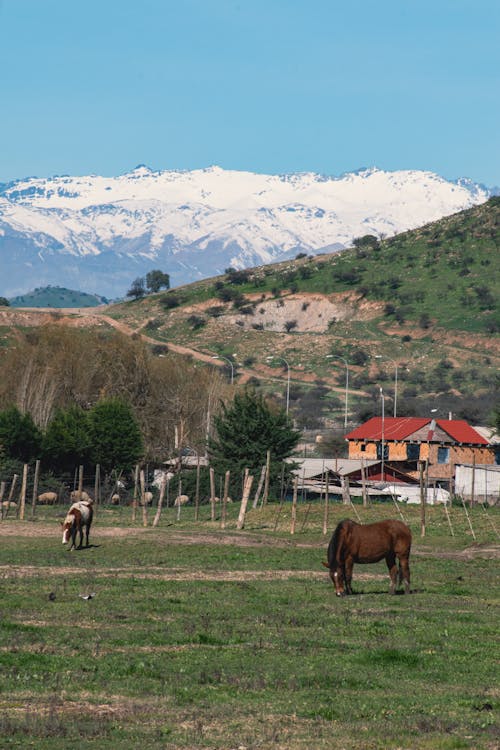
left=103, top=198, right=499, bottom=426
left=9, top=285, right=108, bottom=308
left=2, top=199, right=499, bottom=430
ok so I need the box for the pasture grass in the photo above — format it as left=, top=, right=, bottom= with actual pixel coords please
left=0, top=502, right=498, bottom=749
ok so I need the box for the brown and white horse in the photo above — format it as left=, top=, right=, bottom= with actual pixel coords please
left=323, top=518, right=412, bottom=596
left=61, top=501, right=93, bottom=550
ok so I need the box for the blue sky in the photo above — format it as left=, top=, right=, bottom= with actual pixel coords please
left=1, top=0, right=498, bottom=185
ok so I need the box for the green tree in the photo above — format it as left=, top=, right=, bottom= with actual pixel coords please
left=0, top=297, right=9, bottom=307
left=146, top=270, right=170, bottom=293
left=208, top=390, right=300, bottom=500
left=126, top=277, right=146, bottom=300
left=0, top=406, right=42, bottom=462
left=42, top=405, right=92, bottom=473
left=88, top=399, right=144, bottom=473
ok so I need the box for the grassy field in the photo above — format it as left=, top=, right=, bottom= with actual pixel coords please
left=0, top=501, right=498, bottom=750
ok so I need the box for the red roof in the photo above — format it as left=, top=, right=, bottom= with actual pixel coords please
left=345, top=417, right=489, bottom=445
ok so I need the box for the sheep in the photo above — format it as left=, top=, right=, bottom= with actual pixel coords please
left=37, top=491, right=58, bottom=505
left=140, top=491, right=153, bottom=506
left=174, top=494, right=189, bottom=506
left=70, top=490, right=92, bottom=503
left=110, top=493, right=120, bottom=505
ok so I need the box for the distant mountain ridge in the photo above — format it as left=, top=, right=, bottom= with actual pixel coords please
left=0, top=165, right=492, bottom=298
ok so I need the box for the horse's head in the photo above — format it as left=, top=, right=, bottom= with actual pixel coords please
left=60, top=515, right=73, bottom=545
left=322, top=561, right=345, bottom=596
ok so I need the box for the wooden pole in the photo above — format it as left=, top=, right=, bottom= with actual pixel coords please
left=236, top=474, right=253, bottom=530
left=262, top=450, right=271, bottom=505
left=0, top=481, right=5, bottom=521
left=253, top=465, right=267, bottom=509
left=221, top=470, right=230, bottom=530
left=210, top=467, right=216, bottom=522
left=152, top=474, right=167, bottom=527
left=140, top=469, right=148, bottom=527
left=341, top=475, right=351, bottom=506
left=460, top=494, right=476, bottom=540
left=132, top=464, right=139, bottom=522
left=322, top=471, right=329, bottom=535
left=361, top=457, right=368, bottom=507
left=94, top=464, right=100, bottom=505
left=290, top=476, right=298, bottom=535
left=470, top=454, right=476, bottom=509
left=31, top=459, right=40, bottom=519
left=4, top=474, right=18, bottom=519
left=78, top=465, right=84, bottom=499
left=194, top=455, right=200, bottom=521
left=420, top=461, right=426, bottom=537
left=176, top=477, right=182, bottom=521
left=19, top=464, right=28, bottom=520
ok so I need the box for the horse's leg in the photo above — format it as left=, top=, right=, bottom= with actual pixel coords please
left=386, top=552, right=398, bottom=594
left=85, top=523, right=90, bottom=547
left=399, top=555, right=411, bottom=594
left=78, top=524, right=84, bottom=549
left=344, top=558, right=354, bottom=595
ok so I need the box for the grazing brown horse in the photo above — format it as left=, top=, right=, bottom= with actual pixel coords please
left=323, top=519, right=411, bottom=596
left=61, top=501, right=93, bottom=550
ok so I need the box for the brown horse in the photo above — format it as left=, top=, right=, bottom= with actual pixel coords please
left=323, top=519, right=411, bottom=596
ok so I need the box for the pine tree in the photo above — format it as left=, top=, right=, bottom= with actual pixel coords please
left=208, top=390, right=300, bottom=500
left=0, top=406, right=42, bottom=462
left=88, top=399, right=144, bottom=473
left=42, top=405, right=92, bottom=473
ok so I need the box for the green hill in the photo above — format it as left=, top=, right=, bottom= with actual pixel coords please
left=103, top=198, right=499, bottom=426
left=9, top=285, right=109, bottom=308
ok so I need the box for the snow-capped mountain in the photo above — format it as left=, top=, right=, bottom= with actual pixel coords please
left=0, top=165, right=491, bottom=298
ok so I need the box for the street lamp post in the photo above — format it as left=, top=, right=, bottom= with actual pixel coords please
left=211, top=355, right=234, bottom=385
left=326, top=355, right=349, bottom=429
left=375, top=355, right=398, bottom=417
left=266, top=356, right=290, bottom=415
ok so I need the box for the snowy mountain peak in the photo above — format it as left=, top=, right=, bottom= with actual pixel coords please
left=0, top=165, right=492, bottom=298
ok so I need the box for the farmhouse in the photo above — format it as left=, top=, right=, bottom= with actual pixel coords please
left=344, top=417, right=495, bottom=492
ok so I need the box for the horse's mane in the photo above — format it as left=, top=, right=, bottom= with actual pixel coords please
left=332, top=518, right=355, bottom=548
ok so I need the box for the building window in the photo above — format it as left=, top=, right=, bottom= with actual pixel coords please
left=360, top=444, right=366, bottom=452
left=437, top=447, right=450, bottom=464
left=376, top=443, right=389, bottom=460
left=495, top=446, right=500, bottom=466
left=407, top=444, right=420, bottom=461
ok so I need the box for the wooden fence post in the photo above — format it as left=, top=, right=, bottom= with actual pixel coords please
left=221, top=470, right=230, bottom=530
left=195, top=455, right=200, bottom=521
left=253, top=465, right=266, bottom=509
left=470, top=455, right=476, bottom=509
left=420, top=461, right=426, bottom=537
left=132, top=464, right=139, bottom=522
left=361, top=457, right=368, bottom=507
left=290, top=476, right=298, bottom=535
left=94, top=464, right=100, bottom=505
left=140, top=469, right=148, bottom=527
left=237, top=474, right=253, bottom=530
left=210, top=467, right=216, bottom=522
left=322, top=472, right=329, bottom=535
left=152, top=474, right=167, bottom=527
left=4, top=474, right=18, bottom=519
left=31, top=459, right=40, bottom=519
left=19, top=464, right=28, bottom=520
left=78, top=465, right=84, bottom=500
left=0, top=481, right=5, bottom=520
left=262, top=450, right=271, bottom=505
